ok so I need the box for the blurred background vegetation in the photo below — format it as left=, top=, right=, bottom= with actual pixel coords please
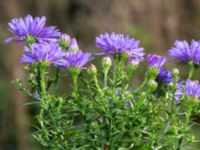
left=1, top=0, right=200, bottom=149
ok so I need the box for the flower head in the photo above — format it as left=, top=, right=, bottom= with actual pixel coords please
left=156, top=68, right=173, bottom=83
left=20, top=42, right=66, bottom=67
left=147, top=54, right=167, bottom=69
left=96, top=32, right=145, bottom=64
left=175, top=80, right=200, bottom=101
left=5, top=15, right=60, bottom=43
left=65, top=51, right=91, bottom=68
left=185, top=80, right=200, bottom=99
left=168, top=40, right=200, bottom=64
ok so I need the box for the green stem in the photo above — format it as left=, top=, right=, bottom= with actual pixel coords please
left=39, top=62, right=47, bottom=97
left=176, top=105, right=192, bottom=150
left=188, top=61, right=195, bottom=79
left=72, top=72, right=79, bottom=99
left=103, top=70, right=108, bottom=87
left=171, top=75, right=177, bottom=113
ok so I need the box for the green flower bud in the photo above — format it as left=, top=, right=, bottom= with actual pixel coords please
left=147, top=79, right=158, bottom=91
left=87, top=64, right=97, bottom=75
left=172, top=68, right=179, bottom=77
left=147, top=67, right=159, bottom=79
left=102, top=57, right=112, bottom=72
left=59, top=34, right=71, bottom=50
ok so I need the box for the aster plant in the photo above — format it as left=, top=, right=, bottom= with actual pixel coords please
left=6, top=15, right=200, bottom=150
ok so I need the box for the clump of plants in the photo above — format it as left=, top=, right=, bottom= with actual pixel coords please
left=5, top=15, right=200, bottom=150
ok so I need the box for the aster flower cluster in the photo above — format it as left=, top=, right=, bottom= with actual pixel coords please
left=6, top=15, right=91, bottom=69
left=96, top=32, right=145, bottom=64
left=5, top=15, right=200, bottom=150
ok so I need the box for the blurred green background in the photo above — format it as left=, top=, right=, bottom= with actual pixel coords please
left=1, top=0, right=200, bottom=149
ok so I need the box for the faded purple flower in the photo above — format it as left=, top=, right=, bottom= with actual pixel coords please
left=20, top=42, right=66, bottom=67
left=96, top=32, right=145, bottom=63
left=168, top=40, right=200, bottom=64
left=65, top=51, right=91, bottom=68
left=147, top=54, right=167, bottom=69
left=156, top=68, right=173, bottom=83
left=5, top=15, right=60, bottom=43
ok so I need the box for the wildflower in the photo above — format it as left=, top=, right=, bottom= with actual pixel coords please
left=168, top=40, right=200, bottom=64
left=96, top=32, right=145, bottom=63
left=20, top=42, right=66, bottom=67
left=65, top=51, right=91, bottom=68
left=175, top=80, right=200, bottom=100
left=5, top=15, right=60, bottom=43
left=147, top=54, right=167, bottom=69
left=185, top=79, right=200, bottom=99
left=156, top=68, right=173, bottom=84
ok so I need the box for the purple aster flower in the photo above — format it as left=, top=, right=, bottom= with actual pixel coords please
left=168, top=40, right=200, bottom=64
left=147, top=54, right=167, bottom=69
left=175, top=80, right=200, bottom=100
left=96, top=32, right=145, bottom=63
left=156, top=68, right=173, bottom=83
left=5, top=15, right=60, bottom=43
left=185, top=79, right=200, bottom=99
left=65, top=51, right=91, bottom=68
left=20, top=42, right=67, bottom=67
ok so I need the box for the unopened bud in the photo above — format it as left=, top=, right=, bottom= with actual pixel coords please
left=68, top=38, right=79, bottom=52
left=59, top=34, right=71, bottom=50
left=172, top=68, right=179, bottom=76
left=147, top=79, right=158, bottom=91
left=148, top=67, right=159, bottom=79
left=102, top=57, right=112, bottom=71
left=87, top=64, right=97, bottom=75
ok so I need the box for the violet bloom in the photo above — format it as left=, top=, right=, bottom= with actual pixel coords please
left=65, top=51, right=91, bottom=68
left=5, top=15, right=60, bottom=43
left=20, top=42, right=67, bottom=67
left=175, top=80, right=200, bottom=100
left=168, top=40, right=200, bottom=64
left=147, top=54, right=167, bottom=69
left=185, top=79, right=200, bottom=99
left=156, top=68, right=173, bottom=83
left=96, top=32, right=145, bottom=64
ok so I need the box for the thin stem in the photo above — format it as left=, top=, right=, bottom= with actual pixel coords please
left=176, top=102, right=193, bottom=150
left=103, top=70, right=108, bottom=87
left=39, top=62, right=47, bottom=97
left=72, top=72, right=79, bottom=99
left=171, top=75, right=177, bottom=113
left=188, top=61, right=195, bottom=79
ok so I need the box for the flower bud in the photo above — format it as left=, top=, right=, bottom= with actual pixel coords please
left=102, top=57, right=112, bottom=72
left=147, top=79, right=158, bottom=91
left=87, top=64, right=97, bottom=75
left=69, top=38, right=79, bottom=52
left=172, top=68, right=179, bottom=77
left=59, top=34, right=71, bottom=50
left=147, top=67, right=159, bottom=79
